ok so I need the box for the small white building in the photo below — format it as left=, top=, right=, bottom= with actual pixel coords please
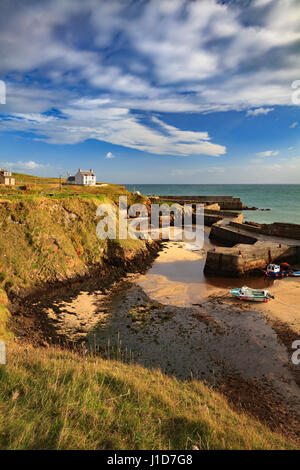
left=0, top=169, right=15, bottom=186
left=66, top=168, right=96, bottom=186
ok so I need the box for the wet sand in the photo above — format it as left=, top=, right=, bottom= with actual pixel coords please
left=263, top=278, right=300, bottom=335
left=136, top=231, right=274, bottom=307
left=135, top=230, right=299, bottom=335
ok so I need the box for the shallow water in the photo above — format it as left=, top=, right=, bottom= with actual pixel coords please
left=136, top=233, right=273, bottom=307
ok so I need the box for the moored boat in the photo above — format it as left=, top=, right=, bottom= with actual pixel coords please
left=291, top=271, right=300, bottom=277
left=265, top=264, right=290, bottom=278
left=230, top=286, right=274, bottom=302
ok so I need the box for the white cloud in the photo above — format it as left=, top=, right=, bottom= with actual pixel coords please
left=256, top=150, right=279, bottom=157
left=12, top=113, right=57, bottom=123
left=0, top=100, right=226, bottom=157
left=0, top=160, right=49, bottom=171
left=254, top=0, right=273, bottom=6
left=105, top=152, right=115, bottom=159
left=290, top=122, right=299, bottom=128
left=246, top=107, right=274, bottom=117
left=0, top=0, right=299, bottom=153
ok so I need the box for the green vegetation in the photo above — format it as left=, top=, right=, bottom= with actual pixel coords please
left=0, top=343, right=295, bottom=450
left=2, top=173, right=145, bottom=206
left=128, top=301, right=173, bottom=327
left=0, top=178, right=146, bottom=296
left=0, top=290, right=13, bottom=343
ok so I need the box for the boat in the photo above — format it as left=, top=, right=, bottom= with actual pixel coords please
left=265, top=264, right=290, bottom=278
left=291, top=271, right=300, bottom=277
left=230, top=286, right=274, bottom=302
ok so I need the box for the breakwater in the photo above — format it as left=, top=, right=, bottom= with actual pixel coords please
left=229, top=221, right=300, bottom=241
left=204, top=241, right=291, bottom=277
left=155, top=195, right=244, bottom=210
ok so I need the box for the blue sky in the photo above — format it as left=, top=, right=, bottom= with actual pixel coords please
left=0, top=0, right=299, bottom=183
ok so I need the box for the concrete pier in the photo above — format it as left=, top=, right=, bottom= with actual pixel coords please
left=156, top=195, right=244, bottom=210
left=204, top=241, right=291, bottom=277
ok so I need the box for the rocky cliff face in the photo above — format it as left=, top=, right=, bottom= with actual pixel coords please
left=0, top=197, right=160, bottom=300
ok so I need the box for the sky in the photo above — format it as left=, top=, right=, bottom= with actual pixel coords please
left=0, top=0, right=300, bottom=184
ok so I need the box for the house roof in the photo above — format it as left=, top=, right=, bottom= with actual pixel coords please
left=77, top=168, right=95, bottom=176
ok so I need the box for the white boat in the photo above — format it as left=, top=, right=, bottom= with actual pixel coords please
left=266, top=264, right=280, bottom=275
left=291, top=271, right=300, bottom=277
left=230, top=286, right=274, bottom=302
left=265, top=264, right=289, bottom=278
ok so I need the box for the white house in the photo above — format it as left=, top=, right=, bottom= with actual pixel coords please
left=66, top=168, right=96, bottom=186
left=0, top=169, right=15, bottom=186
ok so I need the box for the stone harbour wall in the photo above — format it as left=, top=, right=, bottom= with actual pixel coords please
left=158, top=195, right=244, bottom=210
left=209, top=224, right=258, bottom=246
left=204, top=241, right=290, bottom=277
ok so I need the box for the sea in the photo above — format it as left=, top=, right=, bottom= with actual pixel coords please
left=125, top=184, right=300, bottom=225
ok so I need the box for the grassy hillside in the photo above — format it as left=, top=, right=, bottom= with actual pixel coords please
left=0, top=343, right=295, bottom=450
left=12, top=172, right=66, bottom=185
left=0, top=189, right=147, bottom=297
left=2, top=173, right=145, bottom=205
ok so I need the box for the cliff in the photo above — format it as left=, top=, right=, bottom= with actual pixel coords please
left=0, top=193, right=155, bottom=299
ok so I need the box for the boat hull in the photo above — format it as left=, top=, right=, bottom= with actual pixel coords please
left=231, top=294, right=268, bottom=302
left=265, top=271, right=289, bottom=278
left=230, top=287, right=271, bottom=302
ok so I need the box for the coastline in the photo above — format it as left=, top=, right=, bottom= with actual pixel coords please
left=1, top=188, right=299, bottom=448
left=14, top=227, right=299, bottom=442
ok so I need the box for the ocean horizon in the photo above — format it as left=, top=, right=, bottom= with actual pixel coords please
left=125, top=184, right=300, bottom=225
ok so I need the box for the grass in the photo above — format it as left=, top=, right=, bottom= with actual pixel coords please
left=0, top=343, right=296, bottom=450
left=1, top=177, right=145, bottom=206
left=0, top=290, right=13, bottom=343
